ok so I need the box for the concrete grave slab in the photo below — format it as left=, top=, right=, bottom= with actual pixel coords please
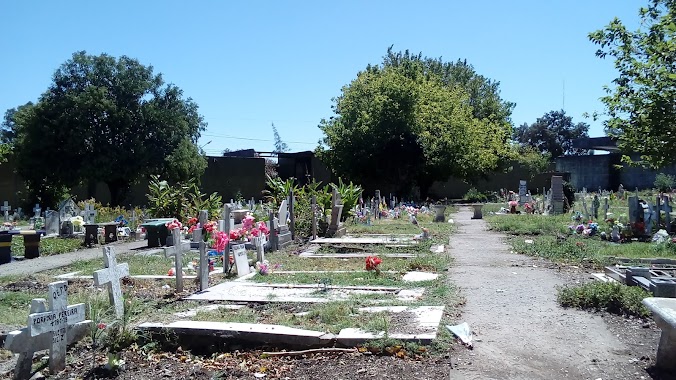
left=137, top=321, right=336, bottom=348
left=185, top=280, right=423, bottom=303
left=310, top=235, right=416, bottom=245
left=174, top=304, right=245, bottom=318
left=402, top=271, right=439, bottom=282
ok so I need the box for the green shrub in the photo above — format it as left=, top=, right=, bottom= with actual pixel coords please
left=463, top=188, right=487, bottom=203
left=557, top=281, right=651, bottom=318
left=654, top=173, right=675, bottom=192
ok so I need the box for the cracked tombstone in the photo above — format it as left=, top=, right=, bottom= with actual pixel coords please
left=163, top=228, right=190, bottom=293
left=20, top=281, right=88, bottom=374
left=93, top=246, right=129, bottom=319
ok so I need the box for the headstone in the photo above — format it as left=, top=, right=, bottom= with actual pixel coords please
left=58, top=198, right=79, bottom=222
left=375, top=190, right=381, bottom=219
left=93, top=247, right=129, bottom=318
left=591, top=195, right=600, bottom=220
left=254, top=235, right=265, bottom=263
left=311, top=195, right=318, bottom=239
left=663, top=195, right=673, bottom=233
left=2, top=201, right=10, bottom=221
left=45, top=210, right=60, bottom=235
left=163, top=228, right=190, bottom=292
left=220, top=204, right=231, bottom=274
left=84, top=203, right=97, bottom=224
left=276, top=199, right=292, bottom=248
left=232, top=243, right=250, bottom=277
left=518, top=180, right=527, bottom=204
left=289, top=189, right=295, bottom=241
left=27, top=281, right=87, bottom=374
left=618, top=184, right=625, bottom=199
left=327, top=188, right=345, bottom=237
left=582, top=197, right=589, bottom=220
left=551, top=176, right=564, bottom=214
left=33, top=203, right=41, bottom=218
left=628, top=195, right=640, bottom=226
left=268, top=210, right=278, bottom=252
left=603, top=198, right=609, bottom=220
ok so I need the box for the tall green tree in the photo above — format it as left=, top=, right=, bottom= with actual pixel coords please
left=317, top=49, right=514, bottom=197
left=589, top=0, right=676, bottom=167
left=513, top=110, right=590, bottom=158
left=12, top=51, right=207, bottom=206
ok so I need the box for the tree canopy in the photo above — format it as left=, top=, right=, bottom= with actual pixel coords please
left=10, top=51, right=207, bottom=206
left=589, top=0, right=676, bottom=168
left=317, top=48, right=514, bottom=197
left=513, top=110, right=590, bottom=158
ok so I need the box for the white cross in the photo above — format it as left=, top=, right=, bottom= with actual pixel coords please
left=93, top=247, right=130, bottom=318
left=163, top=228, right=190, bottom=292
left=4, top=298, right=90, bottom=379
left=26, top=281, right=86, bottom=374
left=33, top=203, right=41, bottom=218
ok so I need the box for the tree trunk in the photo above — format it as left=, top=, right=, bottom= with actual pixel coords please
left=106, top=179, right=130, bottom=207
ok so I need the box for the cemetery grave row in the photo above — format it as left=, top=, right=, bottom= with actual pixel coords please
left=0, top=188, right=457, bottom=379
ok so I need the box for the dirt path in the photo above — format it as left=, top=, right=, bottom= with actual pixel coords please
left=0, top=240, right=149, bottom=277
left=448, top=208, right=648, bottom=380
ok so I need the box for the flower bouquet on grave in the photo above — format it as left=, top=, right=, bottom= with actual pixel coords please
left=508, top=200, right=518, bottom=214
left=365, top=255, right=382, bottom=275
left=71, top=216, right=84, bottom=232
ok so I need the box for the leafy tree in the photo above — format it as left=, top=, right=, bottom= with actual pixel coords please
left=589, top=0, right=676, bottom=168
left=272, top=122, right=289, bottom=154
left=515, top=145, right=552, bottom=177
left=317, top=49, right=514, bottom=197
left=513, top=110, right=590, bottom=158
left=1, top=102, right=33, bottom=144
left=11, top=51, right=207, bottom=206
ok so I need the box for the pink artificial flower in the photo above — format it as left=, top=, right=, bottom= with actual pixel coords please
left=214, top=231, right=229, bottom=252
left=230, top=228, right=242, bottom=240
left=257, top=221, right=269, bottom=235
left=165, top=219, right=182, bottom=230
left=242, top=214, right=255, bottom=230
left=251, top=227, right=260, bottom=237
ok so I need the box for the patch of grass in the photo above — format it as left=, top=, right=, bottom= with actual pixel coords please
left=557, top=282, right=651, bottom=318
left=486, top=214, right=570, bottom=235
left=252, top=271, right=406, bottom=287
left=0, top=290, right=43, bottom=327
left=42, top=252, right=205, bottom=277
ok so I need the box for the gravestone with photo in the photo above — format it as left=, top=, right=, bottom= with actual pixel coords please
left=93, top=247, right=129, bottom=318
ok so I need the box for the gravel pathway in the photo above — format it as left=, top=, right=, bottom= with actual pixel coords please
left=0, top=240, right=149, bottom=277
left=448, top=207, right=643, bottom=380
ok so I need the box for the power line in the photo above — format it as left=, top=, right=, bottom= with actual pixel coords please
left=201, top=132, right=317, bottom=145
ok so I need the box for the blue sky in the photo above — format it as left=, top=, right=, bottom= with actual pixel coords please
left=1, top=1, right=642, bottom=156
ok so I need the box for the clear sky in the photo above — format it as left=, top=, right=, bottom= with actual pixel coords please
left=1, top=1, right=642, bottom=156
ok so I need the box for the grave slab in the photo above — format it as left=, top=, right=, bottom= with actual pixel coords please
left=310, top=237, right=415, bottom=244
left=137, top=321, right=336, bottom=348
left=402, top=271, right=439, bottom=282
left=174, top=304, right=245, bottom=318
left=184, top=280, right=423, bottom=303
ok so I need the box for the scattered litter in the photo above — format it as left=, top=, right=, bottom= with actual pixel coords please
left=254, top=373, right=266, bottom=378
left=448, top=219, right=454, bottom=224
left=652, top=229, right=669, bottom=243
left=162, top=284, right=171, bottom=290
left=524, top=239, right=534, bottom=244
left=446, top=322, right=473, bottom=348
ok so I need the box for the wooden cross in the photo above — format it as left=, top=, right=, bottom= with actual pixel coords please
left=191, top=210, right=209, bottom=291
left=93, top=247, right=129, bottom=318
left=163, top=228, right=190, bottom=293
left=84, top=203, right=97, bottom=224
left=33, top=203, right=41, bottom=218
left=1, top=201, right=10, bottom=221
left=26, top=281, right=86, bottom=374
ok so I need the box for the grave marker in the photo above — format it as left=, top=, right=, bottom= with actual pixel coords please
left=192, top=210, right=209, bottom=291
left=551, top=176, right=564, bottom=214
left=277, top=199, right=292, bottom=247
left=327, top=188, right=345, bottom=237
left=219, top=204, right=231, bottom=273
left=603, top=198, right=609, bottom=220
left=93, top=247, right=129, bottom=318
left=27, top=281, right=86, bottom=374
left=232, top=243, right=250, bottom=277
left=254, top=235, right=265, bottom=263
left=2, top=201, right=10, bottom=221
left=33, top=203, right=41, bottom=218
left=163, top=228, right=190, bottom=292
left=663, top=196, right=673, bottom=233
left=45, top=210, right=60, bottom=235
left=311, top=195, right=317, bottom=240
left=84, top=203, right=97, bottom=224
left=591, top=195, right=600, bottom=220
left=518, top=180, right=527, bottom=204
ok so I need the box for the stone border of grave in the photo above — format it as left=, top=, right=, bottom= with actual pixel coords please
left=643, top=297, right=676, bottom=371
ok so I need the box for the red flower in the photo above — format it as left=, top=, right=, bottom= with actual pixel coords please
left=365, top=256, right=382, bottom=271
left=97, top=322, right=106, bottom=330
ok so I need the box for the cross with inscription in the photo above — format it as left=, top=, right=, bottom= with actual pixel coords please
left=163, top=228, right=190, bottom=293
left=26, top=281, right=86, bottom=374
left=93, top=247, right=129, bottom=318
left=33, top=203, right=41, bottom=218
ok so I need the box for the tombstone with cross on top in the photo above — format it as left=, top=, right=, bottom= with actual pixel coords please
left=93, top=247, right=129, bottom=319
left=33, top=203, right=41, bottom=219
